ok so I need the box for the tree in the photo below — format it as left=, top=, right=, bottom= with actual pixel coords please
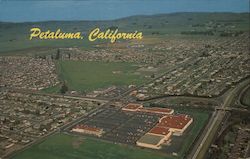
left=60, top=82, right=68, bottom=94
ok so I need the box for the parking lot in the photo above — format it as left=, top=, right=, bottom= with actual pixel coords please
left=68, top=105, right=162, bottom=145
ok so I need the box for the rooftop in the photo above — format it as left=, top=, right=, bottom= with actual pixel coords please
left=122, top=103, right=143, bottom=111
left=149, top=127, right=171, bottom=136
left=158, top=115, right=192, bottom=130
left=137, top=133, right=164, bottom=146
left=140, top=107, right=174, bottom=114
left=73, top=124, right=102, bottom=133
left=122, top=103, right=174, bottom=115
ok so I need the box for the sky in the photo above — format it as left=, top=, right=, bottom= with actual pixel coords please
left=0, top=0, right=249, bottom=22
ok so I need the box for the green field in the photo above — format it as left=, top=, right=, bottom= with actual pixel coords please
left=12, top=134, right=170, bottom=159
left=57, top=61, right=145, bottom=92
left=174, top=108, right=210, bottom=158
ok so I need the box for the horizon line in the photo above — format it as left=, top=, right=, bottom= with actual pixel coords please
left=0, top=11, right=249, bottom=23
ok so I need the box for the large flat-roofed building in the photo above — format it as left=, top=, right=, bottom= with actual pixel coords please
left=139, top=107, right=174, bottom=115
left=149, top=126, right=171, bottom=136
left=122, top=103, right=143, bottom=112
left=136, top=114, right=193, bottom=149
left=122, top=103, right=174, bottom=115
left=158, top=115, right=193, bottom=136
left=122, top=103, right=192, bottom=149
left=136, top=133, right=169, bottom=149
left=71, top=124, right=104, bottom=137
left=128, top=103, right=193, bottom=149
left=136, top=127, right=172, bottom=149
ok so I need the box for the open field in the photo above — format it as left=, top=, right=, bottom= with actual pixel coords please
left=0, top=13, right=249, bottom=54
left=11, top=133, right=171, bottom=159
left=57, top=61, right=145, bottom=92
left=177, top=109, right=210, bottom=158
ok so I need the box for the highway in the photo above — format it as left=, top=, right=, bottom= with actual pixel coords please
left=189, top=77, right=250, bottom=159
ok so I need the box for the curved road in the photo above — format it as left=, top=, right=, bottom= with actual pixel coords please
left=188, top=77, right=250, bottom=159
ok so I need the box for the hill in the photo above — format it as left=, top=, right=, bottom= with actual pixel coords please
left=0, top=12, right=249, bottom=54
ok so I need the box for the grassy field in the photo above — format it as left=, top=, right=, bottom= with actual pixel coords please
left=175, top=108, right=210, bottom=158
left=57, top=61, right=145, bottom=92
left=12, top=134, right=171, bottom=159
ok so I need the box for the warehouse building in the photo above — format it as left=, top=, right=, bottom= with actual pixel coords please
left=71, top=124, right=104, bottom=137
left=125, top=103, right=193, bottom=149
left=122, top=103, right=174, bottom=115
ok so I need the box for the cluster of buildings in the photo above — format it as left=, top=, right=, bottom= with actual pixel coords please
left=69, top=103, right=192, bottom=151
left=122, top=104, right=192, bottom=149
left=228, top=128, right=250, bottom=159
left=85, top=86, right=127, bottom=98
left=133, top=34, right=250, bottom=99
left=58, top=47, right=171, bottom=65
left=0, top=89, right=102, bottom=157
left=51, top=33, right=249, bottom=100
left=0, top=56, right=59, bottom=90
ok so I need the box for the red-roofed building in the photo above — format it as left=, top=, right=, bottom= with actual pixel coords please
left=139, top=107, right=174, bottom=115
left=71, top=124, right=104, bottom=137
left=149, top=127, right=171, bottom=137
left=136, top=127, right=172, bottom=149
left=122, top=103, right=174, bottom=115
left=122, top=103, right=143, bottom=112
left=158, top=115, right=193, bottom=136
left=123, top=103, right=193, bottom=149
left=136, top=113, right=193, bottom=149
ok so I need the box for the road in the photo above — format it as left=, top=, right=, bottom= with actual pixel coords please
left=0, top=87, right=108, bottom=103
left=189, top=77, right=250, bottom=159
